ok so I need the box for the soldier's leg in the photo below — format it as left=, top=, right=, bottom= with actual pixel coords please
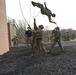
left=31, top=38, right=35, bottom=57
left=31, top=43, right=36, bottom=57
left=47, top=15, right=55, bottom=23
left=48, top=17, right=56, bottom=24
left=43, top=5, right=53, bottom=22
left=48, top=16, right=51, bottom=22
left=45, top=9, right=56, bottom=24
left=40, top=41, right=48, bottom=56
left=50, top=40, right=57, bottom=52
left=31, top=1, right=44, bottom=9
left=26, top=37, right=28, bottom=47
left=28, top=37, right=32, bottom=46
left=58, top=40, right=63, bottom=52
left=36, top=39, right=40, bottom=52
left=31, top=39, right=39, bottom=57
left=27, top=37, right=29, bottom=47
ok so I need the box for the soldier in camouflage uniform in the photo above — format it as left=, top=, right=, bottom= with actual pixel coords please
left=48, top=27, right=63, bottom=53
left=31, top=19, right=47, bottom=57
left=62, top=33, right=67, bottom=41
left=50, top=29, right=56, bottom=42
left=31, top=1, right=56, bottom=24
left=66, top=32, right=70, bottom=41
left=62, top=32, right=70, bottom=41
left=12, top=36, right=19, bottom=46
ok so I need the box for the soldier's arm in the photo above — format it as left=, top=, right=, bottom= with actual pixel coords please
left=44, top=2, right=47, bottom=9
left=28, top=24, right=32, bottom=30
left=34, top=18, right=38, bottom=30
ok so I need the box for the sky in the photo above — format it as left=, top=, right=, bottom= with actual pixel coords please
left=6, top=0, right=76, bottom=30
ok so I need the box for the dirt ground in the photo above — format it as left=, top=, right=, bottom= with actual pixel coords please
left=0, top=45, right=76, bottom=75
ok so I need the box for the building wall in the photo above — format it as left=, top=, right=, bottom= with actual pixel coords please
left=0, top=0, right=9, bottom=55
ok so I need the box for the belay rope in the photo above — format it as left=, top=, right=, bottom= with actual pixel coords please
left=18, top=0, right=29, bottom=25
left=29, top=0, right=41, bottom=19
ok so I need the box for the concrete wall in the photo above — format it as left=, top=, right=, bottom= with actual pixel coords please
left=0, top=0, right=9, bottom=55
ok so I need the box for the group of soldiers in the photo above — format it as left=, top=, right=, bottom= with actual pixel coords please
left=25, top=18, right=64, bottom=58
left=12, top=1, right=64, bottom=57
left=25, top=1, right=64, bottom=57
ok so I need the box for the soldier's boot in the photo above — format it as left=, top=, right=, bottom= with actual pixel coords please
left=58, top=42, right=64, bottom=52
left=31, top=1, right=37, bottom=7
left=48, top=16, right=56, bottom=24
left=49, top=20, right=56, bottom=24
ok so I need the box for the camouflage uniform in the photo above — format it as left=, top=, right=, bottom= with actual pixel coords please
left=12, top=36, right=19, bottom=46
left=63, top=33, right=67, bottom=41
left=63, top=32, right=70, bottom=41
left=50, top=29, right=56, bottom=42
left=49, top=27, right=63, bottom=52
left=32, top=19, right=47, bottom=57
left=66, top=32, right=70, bottom=41
left=31, top=1, right=56, bottom=24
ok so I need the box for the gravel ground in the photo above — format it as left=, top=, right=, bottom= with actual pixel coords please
left=0, top=44, right=76, bottom=75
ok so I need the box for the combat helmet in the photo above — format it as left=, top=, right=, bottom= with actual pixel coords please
left=52, top=13, right=56, bottom=17
left=39, top=25, right=44, bottom=29
left=55, top=26, right=60, bottom=30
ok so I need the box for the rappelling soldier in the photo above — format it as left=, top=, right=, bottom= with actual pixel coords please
left=31, top=1, right=56, bottom=24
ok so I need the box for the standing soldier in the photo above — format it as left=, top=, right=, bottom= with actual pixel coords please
left=66, top=32, right=70, bottom=41
left=25, top=27, right=32, bottom=47
left=31, top=19, right=47, bottom=57
left=62, top=33, right=67, bottom=41
left=62, top=32, right=70, bottom=41
left=48, top=27, right=63, bottom=53
left=50, top=29, right=56, bottom=42
left=12, top=36, right=19, bottom=46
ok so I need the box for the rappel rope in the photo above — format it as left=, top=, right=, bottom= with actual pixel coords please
left=29, top=0, right=41, bottom=19
left=29, top=0, right=35, bottom=18
left=18, top=0, right=29, bottom=25
left=19, top=0, right=58, bottom=28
